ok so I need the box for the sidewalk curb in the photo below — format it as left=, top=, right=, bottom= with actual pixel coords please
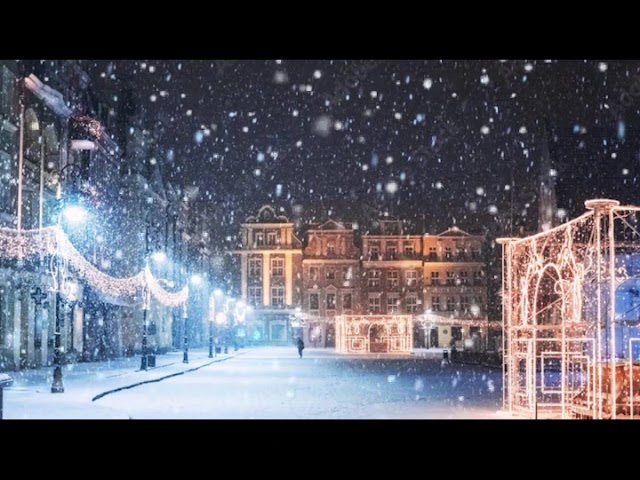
left=91, top=352, right=245, bottom=402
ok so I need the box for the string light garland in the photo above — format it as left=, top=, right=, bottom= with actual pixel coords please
left=500, top=200, right=640, bottom=420
left=0, top=226, right=187, bottom=307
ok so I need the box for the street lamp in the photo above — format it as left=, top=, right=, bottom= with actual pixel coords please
left=181, top=273, right=202, bottom=364
left=216, top=311, right=227, bottom=354
left=151, top=251, right=167, bottom=264
left=140, top=218, right=152, bottom=371
left=51, top=203, right=88, bottom=394
left=210, top=289, right=224, bottom=357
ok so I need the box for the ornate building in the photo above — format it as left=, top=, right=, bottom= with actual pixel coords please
left=232, top=207, right=497, bottom=351
left=421, top=226, right=491, bottom=349
left=360, top=218, right=423, bottom=350
left=233, top=206, right=303, bottom=344
left=301, top=220, right=361, bottom=347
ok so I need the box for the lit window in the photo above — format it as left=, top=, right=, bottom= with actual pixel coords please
left=271, top=257, right=284, bottom=277
left=387, top=270, right=399, bottom=288
left=309, top=293, right=319, bottom=311
left=406, top=296, right=418, bottom=313
left=387, top=294, right=400, bottom=313
left=327, top=293, right=336, bottom=310
left=271, top=287, right=284, bottom=307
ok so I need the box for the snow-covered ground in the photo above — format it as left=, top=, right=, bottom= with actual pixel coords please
left=2, top=347, right=506, bottom=419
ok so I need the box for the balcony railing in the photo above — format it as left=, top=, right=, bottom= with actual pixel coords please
left=366, top=252, right=422, bottom=261
left=425, top=253, right=483, bottom=262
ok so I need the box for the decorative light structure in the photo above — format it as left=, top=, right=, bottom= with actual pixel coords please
left=499, top=199, right=640, bottom=419
left=0, top=226, right=188, bottom=307
left=335, top=315, right=413, bottom=354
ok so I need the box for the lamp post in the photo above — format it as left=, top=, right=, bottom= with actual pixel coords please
left=182, top=301, right=189, bottom=364
left=208, top=291, right=216, bottom=358
left=51, top=231, right=65, bottom=393
left=216, top=311, right=227, bottom=354
left=184, top=274, right=202, bottom=364
left=140, top=219, right=150, bottom=371
left=208, top=318, right=215, bottom=358
left=51, top=202, right=88, bottom=393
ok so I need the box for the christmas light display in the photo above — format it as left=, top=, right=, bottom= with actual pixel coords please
left=0, top=226, right=187, bottom=307
left=499, top=199, right=640, bottom=419
left=145, top=265, right=188, bottom=307
left=335, top=315, right=413, bottom=354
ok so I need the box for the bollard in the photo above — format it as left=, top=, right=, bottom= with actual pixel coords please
left=0, top=373, right=14, bottom=420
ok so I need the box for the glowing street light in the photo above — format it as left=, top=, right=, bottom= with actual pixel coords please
left=151, top=251, right=167, bottom=263
left=52, top=203, right=88, bottom=394
left=190, top=274, right=203, bottom=285
left=62, top=204, right=89, bottom=225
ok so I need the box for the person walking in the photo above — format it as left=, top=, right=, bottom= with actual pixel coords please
left=296, top=337, right=305, bottom=358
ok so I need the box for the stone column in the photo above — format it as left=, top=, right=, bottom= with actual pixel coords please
left=241, top=254, right=248, bottom=300
left=12, top=288, right=22, bottom=369
left=285, top=252, right=293, bottom=306
left=73, top=304, right=83, bottom=354
left=262, top=253, right=271, bottom=306
left=27, top=292, right=35, bottom=366
left=41, top=301, right=49, bottom=366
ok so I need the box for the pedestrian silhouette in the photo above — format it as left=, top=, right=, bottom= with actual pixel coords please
left=297, top=337, right=305, bottom=358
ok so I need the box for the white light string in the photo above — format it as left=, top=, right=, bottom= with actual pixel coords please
left=0, top=226, right=187, bottom=307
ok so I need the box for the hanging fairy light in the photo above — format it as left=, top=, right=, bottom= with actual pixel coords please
left=145, top=265, right=188, bottom=307
left=0, top=225, right=187, bottom=308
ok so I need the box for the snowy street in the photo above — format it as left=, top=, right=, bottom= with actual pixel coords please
left=3, top=347, right=504, bottom=419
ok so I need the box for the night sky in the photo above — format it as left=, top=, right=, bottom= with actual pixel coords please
left=84, top=59, right=640, bottom=245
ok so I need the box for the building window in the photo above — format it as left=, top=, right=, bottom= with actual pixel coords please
left=386, top=244, right=397, bottom=259
left=249, top=257, right=262, bottom=278
left=309, top=293, right=320, bottom=311
left=367, top=270, right=381, bottom=287
left=473, top=296, right=483, bottom=313
left=249, top=286, right=262, bottom=306
left=271, top=257, right=284, bottom=277
left=327, top=242, right=336, bottom=255
left=369, top=295, right=381, bottom=313
left=267, top=232, right=277, bottom=245
left=387, top=270, right=399, bottom=288
left=309, top=266, right=319, bottom=281
left=451, top=326, right=463, bottom=341
left=342, top=266, right=353, bottom=280
left=456, top=247, right=465, bottom=260
left=369, top=245, right=380, bottom=260
left=428, top=247, right=437, bottom=261
left=342, top=292, right=352, bottom=310
left=432, top=296, right=441, bottom=311
left=444, top=247, right=452, bottom=260
left=473, top=271, right=483, bottom=285
left=460, top=271, right=469, bottom=285
left=1, top=65, right=17, bottom=117
left=460, top=296, right=470, bottom=312
left=446, top=271, right=455, bottom=286
left=431, top=271, right=440, bottom=286
left=271, top=287, right=284, bottom=307
left=472, top=248, right=481, bottom=261
left=406, top=296, right=418, bottom=313
left=387, top=294, right=400, bottom=313
left=404, top=242, right=415, bottom=257
left=446, top=297, right=455, bottom=312
left=256, top=232, right=264, bottom=246
left=406, top=270, right=418, bottom=287
left=326, top=267, right=336, bottom=280
left=327, top=293, right=336, bottom=310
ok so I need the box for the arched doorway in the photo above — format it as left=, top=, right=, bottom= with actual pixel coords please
left=369, top=323, right=388, bottom=353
